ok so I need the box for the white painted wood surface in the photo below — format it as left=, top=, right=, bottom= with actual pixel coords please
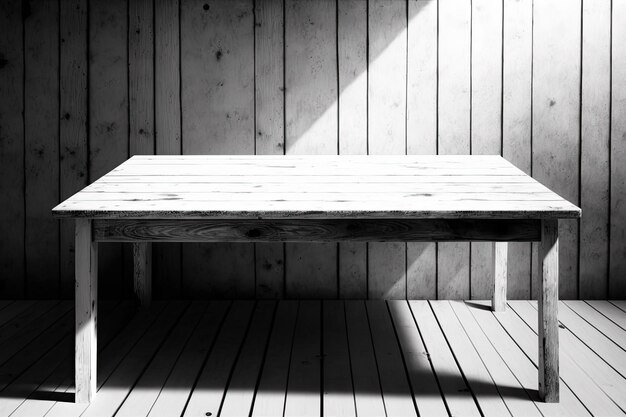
left=53, top=155, right=580, bottom=220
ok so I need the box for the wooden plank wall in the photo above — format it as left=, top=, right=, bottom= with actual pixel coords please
left=0, top=0, right=624, bottom=300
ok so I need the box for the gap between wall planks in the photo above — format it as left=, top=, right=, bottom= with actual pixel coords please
left=1, top=0, right=623, bottom=299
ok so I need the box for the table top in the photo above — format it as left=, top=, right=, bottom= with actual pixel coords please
left=52, top=155, right=581, bottom=220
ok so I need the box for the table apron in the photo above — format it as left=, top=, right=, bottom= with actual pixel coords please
left=92, top=218, right=542, bottom=243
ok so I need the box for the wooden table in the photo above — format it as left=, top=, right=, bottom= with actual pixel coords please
left=52, top=155, right=581, bottom=404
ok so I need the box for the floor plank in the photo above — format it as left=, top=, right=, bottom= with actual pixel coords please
left=44, top=302, right=171, bottom=417
left=0, top=302, right=74, bottom=391
left=251, top=301, right=298, bottom=417
left=467, top=301, right=590, bottom=417
left=0, top=301, right=35, bottom=328
left=284, top=300, right=321, bottom=417
left=549, top=300, right=626, bottom=377
left=507, top=301, right=625, bottom=416
left=366, top=301, right=417, bottom=416
left=79, top=302, right=189, bottom=417
left=322, top=300, right=356, bottom=417
left=220, top=301, right=276, bottom=417
left=450, top=301, right=542, bottom=417
left=586, top=300, right=626, bottom=330
left=182, top=300, right=255, bottom=417
left=410, top=300, right=481, bottom=417
left=511, top=301, right=626, bottom=414
left=0, top=300, right=57, bottom=347
left=116, top=302, right=209, bottom=417
left=345, top=301, right=386, bottom=417
left=564, top=300, right=626, bottom=348
left=147, top=301, right=230, bottom=417
left=1, top=299, right=624, bottom=417
left=7, top=301, right=132, bottom=417
left=387, top=300, right=448, bottom=416
left=430, top=300, right=511, bottom=416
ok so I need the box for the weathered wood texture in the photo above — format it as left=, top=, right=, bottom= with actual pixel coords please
left=24, top=0, right=60, bottom=298
left=0, top=0, right=25, bottom=297
left=538, top=219, right=559, bottom=401
left=5, top=299, right=626, bottom=416
left=75, top=219, right=98, bottom=403
left=2, top=0, right=623, bottom=299
left=93, top=218, right=542, bottom=243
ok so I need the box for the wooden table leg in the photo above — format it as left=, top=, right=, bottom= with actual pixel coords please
left=538, top=219, right=559, bottom=402
left=492, top=242, right=508, bottom=312
left=75, top=219, right=98, bottom=403
left=133, top=242, right=152, bottom=307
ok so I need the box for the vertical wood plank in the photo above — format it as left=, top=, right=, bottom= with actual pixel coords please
left=155, top=0, right=181, bottom=156
left=24, top=0, right=60, bottom=298
left=406, top=0, right=438, bottom=300
left=75, top=219, right=97, bottom=403
left=502, top=0, right=532, bottom=299
left=492, top=242, right=507, bottom=312
left=285, top=0, right=337, bottom=299
left=59, top=0, right=88, bottom=299
left=132, top=242, right=152, bottom=307
left=532, top=0, right=581, bottom=300
left=610, top=0, right=626, bottom=298
left=338, top=0, right=367, bottom=299
left=154, top=0, right=182, bottom=298
left=129, top=0, right=154, bottom=156
left=470, top=0, right=502, bottom=301
left=181, top=0, right=255, bottom=298
left=437, top=0, right=471, bottom=299
left=538, top=219, right=559, bottom=402
left=580, top=0, right=610, bottom=299
left=0, top=0, right=25, bottom=297
left=255, top=0, right=285, bottom=299
left=89, top=0, right=128, bottom=298
left=368, top=0, right=407, bottom=300
left=129, top=0, right=154, bottom=306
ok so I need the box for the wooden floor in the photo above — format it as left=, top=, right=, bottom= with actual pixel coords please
left=0, top=300, right=625, bottom=417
